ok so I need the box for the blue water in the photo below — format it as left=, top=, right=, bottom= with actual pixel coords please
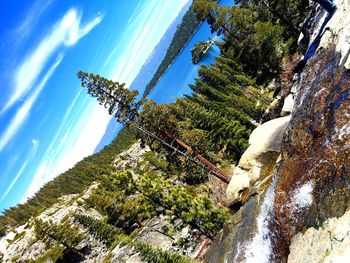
left=148, top=0, right=232, bottom=103
left=129, top=1, right=192, bottom=95
left=95, top=0, right=232, bottom=152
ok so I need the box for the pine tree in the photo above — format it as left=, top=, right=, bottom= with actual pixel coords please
left=133, top=241, right=194, bottom=263
left=73, top=214, right=123, bottom=247
left=34, top=219, right=86, bottom=259
left=78, top=72, right=230, bottom=183
left=77, top=71, right=145, bottom=123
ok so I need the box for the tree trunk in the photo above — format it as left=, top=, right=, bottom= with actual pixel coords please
left=161, top=130, right=231, bottom=184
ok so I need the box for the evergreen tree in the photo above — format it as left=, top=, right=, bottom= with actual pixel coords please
left=133, top=241, right=194, bottom=263
left=34, top=219, right=86, bottom=259
left=73, top=214, right=123, bottom=247
left=77, top=71, right=145, bottom=123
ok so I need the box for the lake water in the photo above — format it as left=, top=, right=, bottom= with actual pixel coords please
left=95, top=0, right=233, bottom=152
left=149, top=0, right=232, bottom=103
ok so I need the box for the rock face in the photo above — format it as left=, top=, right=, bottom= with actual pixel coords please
left=114, top=141, right=150, bottom=171
left=206, top=1, right=350, bottom=262
left=110, top=215, right=209, bottom=263
left=273, top=0, right=350, bottom=260
left=288, top=207, right=350, bottom=263
left=0, top=185, right=108, bottom=262
left=281, top=94, right=294, bottom=116
left=226, top=116, right=290, bottom=205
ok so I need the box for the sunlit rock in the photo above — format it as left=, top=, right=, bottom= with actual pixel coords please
left=288, top=208, right=350, bottom=263
left=226, top=116, right=290, bottom=206
left=281, top=94, right=294, bottom=116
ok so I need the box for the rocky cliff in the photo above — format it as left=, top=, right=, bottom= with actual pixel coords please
left=206, top=0, right=350, bottom=262
left=0, top=143, right=209, bottom=262
left=0, top=185, right=109, bottom=262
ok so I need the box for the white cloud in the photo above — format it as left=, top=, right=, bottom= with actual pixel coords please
left=53, top=105, right=111, bottom=175
left=0, top=56, right=63, bottom=152
left=2, top=8, right=103, bottom=112
left=14, top=0, right=53, bottom=40
left=22, top=103, right=111, bottom=200
left=21, top=0, right=189, bottom=200
left=1, top=139, right=39, bottom=201
left=102, top=0, right=190, bottom=85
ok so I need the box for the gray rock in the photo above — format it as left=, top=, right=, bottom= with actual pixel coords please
left=288, top=208, right=350, bottom=263
left=114, top=142, right=150, bottom=171
left=226, top=116, right=290, bottom=205
left=288, top=228, right=332, bottom=263
left=281, top=94, right=294, bottom=116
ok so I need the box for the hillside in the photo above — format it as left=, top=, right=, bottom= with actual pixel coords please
left=3, top=0, right=346, bottom=262
left=128, top=1, right=192, bottom=95
left=0, top=143, right=222, bottom=262
left=142, top=2, right=202, bottom=97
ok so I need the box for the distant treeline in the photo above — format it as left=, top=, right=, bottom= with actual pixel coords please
left=0, top=126, right=137, bottom=236
left=142, top=3, right=201, bottom=97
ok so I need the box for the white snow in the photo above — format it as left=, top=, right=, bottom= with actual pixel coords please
left=291, top=181, right=314, bottom=213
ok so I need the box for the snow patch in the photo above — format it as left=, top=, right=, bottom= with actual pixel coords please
left=291, top=181, right=314, bottom=212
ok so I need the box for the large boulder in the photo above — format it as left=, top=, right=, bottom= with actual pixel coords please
left=226, top=116, right=290, bottom=206
left=288, top=208, right=350, bottom=263
left=281, top=94, right=294, bottom=116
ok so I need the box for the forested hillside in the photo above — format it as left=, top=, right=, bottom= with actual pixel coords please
left=0, top=127, right=137, bottom=236
left=142, top=2, right=201, bottom=97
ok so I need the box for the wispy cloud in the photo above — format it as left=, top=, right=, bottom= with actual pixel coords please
left=22, top=102, right=111, bottom=201
left=21, top=0, right=189, bottom=201
left=2, top=8, right=103, bottom=113
left=102, top=0, right=189, bottom=86
left=14, top=0, right=53, bottom=41
left=1, top=139, right=39, bottom=201
left=0, top=55, right=63, bottom=152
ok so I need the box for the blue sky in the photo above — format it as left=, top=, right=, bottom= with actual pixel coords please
left=0, top=0, right=190, bottom=212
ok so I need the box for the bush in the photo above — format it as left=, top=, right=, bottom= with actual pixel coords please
left=73, top=214, right=122, bottom=247
left=133, top=241, right=193, bottom=263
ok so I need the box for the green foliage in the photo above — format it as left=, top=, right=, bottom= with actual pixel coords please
left=73, top=214, right=122, bottom=247
left=0, top=230, right=5, bottom=238
left=238, top=0, right=309, bottom=39
left=194, top=0, right=308, bottom=54
left=9, top=231, right=26, bottom=244
left=77, top=71, right=146, bottom=123
left=85, top=170, right=155, bottom=234
left=10, top=255, right=21, bottom=262
left=0, top=125, right=137, bottom=234
left=143, top=151, right=170, bottom=172
left=32, top=218, right=86, bottom=261
left=191, top=40, right=213, bottom=64
left=133, top=241, right=194, bottom=263
left=137, top=172, right=229, bottom=238
left=84, top=165, right=229, bottom=239
left=143, top=3, right=201, bottom=97
left=192, top=0, right=309, bottom=82
left=24, top=244, right=66, bottom=263
left=34, top=219, right=85, bottom=249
